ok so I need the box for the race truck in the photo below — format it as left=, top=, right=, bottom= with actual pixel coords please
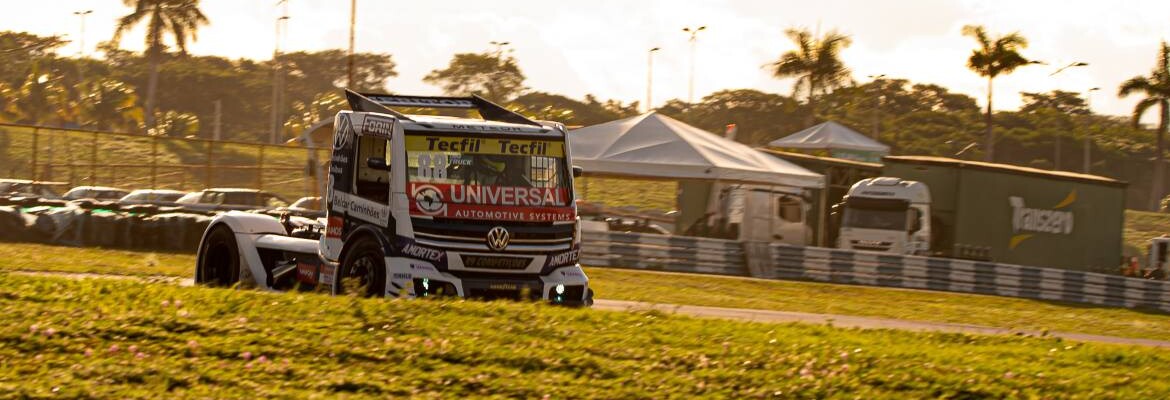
left=194, top=90, right=592, bottom=306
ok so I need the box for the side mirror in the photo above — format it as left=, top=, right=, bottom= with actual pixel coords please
left=572, top=165, right=584, bottom=178
left=366, top=157, right=391, bottom=171
left=909, top=208, right=923, bottom=233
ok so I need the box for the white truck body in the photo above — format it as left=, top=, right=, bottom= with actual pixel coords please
left=836, top=177, right=931, bottom=255
left=195, top=91, right=590, bottom=305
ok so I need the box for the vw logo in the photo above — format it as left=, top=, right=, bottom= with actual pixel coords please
left=486, top=226, right=510, bottom=251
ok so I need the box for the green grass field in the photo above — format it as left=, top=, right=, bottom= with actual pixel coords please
left=4, top=242, right=1170, bottom=343
left=1, top=273, right=1168, bottom=398
left=1123, top=209, right=1170, bottom=257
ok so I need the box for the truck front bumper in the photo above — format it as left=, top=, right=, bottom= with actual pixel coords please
left=383, top=256, right=591, bottom=306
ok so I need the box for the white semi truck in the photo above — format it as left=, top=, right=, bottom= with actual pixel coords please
left=835, top=177, right=931, bottom=255
left=194, top=90, right=592, bottom=306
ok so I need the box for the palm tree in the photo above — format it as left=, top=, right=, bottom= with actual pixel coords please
left=770, top=27, right=852, bottom=123
left=962, top=25, right=1035, bottom=162
left=113, top=0, right=208, bottom=132
left=1119, top=41, right=1170, bottom=210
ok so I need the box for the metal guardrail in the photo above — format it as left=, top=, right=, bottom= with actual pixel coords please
left=582, top=230, right=1170, bottom=313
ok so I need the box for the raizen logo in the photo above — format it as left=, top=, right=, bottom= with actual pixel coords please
left=1008, top=190, right=1076, bottom=250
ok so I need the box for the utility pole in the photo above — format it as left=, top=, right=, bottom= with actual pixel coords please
left=682, top=26, right=705, bottom=104
left=646, top=47, right=660, bottom=112
left=346, top=0, right=356, bottom=88
left=213, top=99, right=222, bottom=141
left=1083, top=87, right=1100, bottom=173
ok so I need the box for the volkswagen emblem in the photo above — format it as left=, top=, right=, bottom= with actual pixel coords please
left=486, top=226, right=510, bottom=251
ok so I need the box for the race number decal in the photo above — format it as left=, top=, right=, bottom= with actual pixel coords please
left=416, top=153, right=448, bottom=179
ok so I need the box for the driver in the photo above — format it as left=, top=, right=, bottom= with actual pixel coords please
left=471, top=155, right=528, bottom=186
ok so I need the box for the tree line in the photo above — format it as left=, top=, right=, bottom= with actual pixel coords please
left=0, top=0, right=1168, bottom=209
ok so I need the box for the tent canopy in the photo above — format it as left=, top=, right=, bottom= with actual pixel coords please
left=768, top=121, right=890, bottom=153
left=569, top=112, right=823, bottom=188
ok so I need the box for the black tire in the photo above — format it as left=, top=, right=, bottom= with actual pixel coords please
left=196, top=225, right=241, bottom=287
left=333, top=236, right=386, bottom=297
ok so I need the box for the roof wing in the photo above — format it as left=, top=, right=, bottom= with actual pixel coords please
left=345, top=90, right=541, bottom=127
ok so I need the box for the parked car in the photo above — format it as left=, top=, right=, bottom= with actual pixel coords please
left=118, top=189, right=188, bottom=206
left=0, top=179, right=66, bottom=199
left=274, top=196, right=323, bottom=217
left=63, top=186, right=131, bottom=201
left=175, top=188, right=290, bottom=212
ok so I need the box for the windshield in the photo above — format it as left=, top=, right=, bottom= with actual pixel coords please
left=842, top=197, right=910, bottom=231
left=843, top=208, right=908, bottom=231
left=176, top=192, right=201, bottom=204
left=406, top=135, right=568, bottom=189
left=405, top=133, right=574, bottom=222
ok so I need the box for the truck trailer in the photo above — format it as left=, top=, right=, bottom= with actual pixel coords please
left=840, top=156, right=1125, bottom=272
left=194, top=90, right=591, bottom=305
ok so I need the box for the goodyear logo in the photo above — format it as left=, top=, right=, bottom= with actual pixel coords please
left=1009, top=190, right=1076, bottom=250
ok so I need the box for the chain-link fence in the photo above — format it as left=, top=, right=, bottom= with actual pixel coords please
left=0, top=123, right=331, bottom=202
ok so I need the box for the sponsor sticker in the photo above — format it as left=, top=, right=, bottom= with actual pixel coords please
left=361, top=115, right=395, bottom=138
left=408, top=183, right=574, bottom=222
left=326, top=216, right=344, bottom=238
left=319, top=264, right=336, bottom=286
left=405, top=136, right=564, bottom=157
left=296, top=262, right=318, bottom=285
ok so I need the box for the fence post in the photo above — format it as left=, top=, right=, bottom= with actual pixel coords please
left=30, top=127, right=39, bottom=180
left=204, top=141, right=213, bottom=189
left=256, top=145, right=265, bottom=192
left=150, top=136, right=158, bottom=189
left=90, top=131, right=98, bottom=184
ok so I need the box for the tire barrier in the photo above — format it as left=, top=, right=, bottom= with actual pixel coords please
left=581, top=230, right=747, bottom=276
left=581, top=229, right=1170, bottom=314
left=0, top=196, right=224, bottom=253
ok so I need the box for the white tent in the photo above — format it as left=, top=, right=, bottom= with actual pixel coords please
left=569, top=113, right=823, bottom=188
left=768, top=121, right=890, bottom=153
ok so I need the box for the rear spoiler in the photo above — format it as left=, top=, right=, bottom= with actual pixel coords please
left=344, top=89, right=541, bottom=127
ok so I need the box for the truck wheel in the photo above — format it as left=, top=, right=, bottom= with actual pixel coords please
left=197, top=225, right=240, bottom=287
left=334, top=236, right=386, bottom=297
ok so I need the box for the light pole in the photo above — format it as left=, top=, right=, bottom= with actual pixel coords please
left=1048, top=61, right=1088, bottom=170
left=867, top=74, right=886, bottom=140
left=72, top=10, right=92, bottom=57
left=682, top=26, right=705, bottom=103
left=346, top=0, right=356, bottom=88
left=489, top=41, right=511, bottom=58
left=271, top=1, right=290, bottom=144
left=1083, top=87, right=1100, bottom=173
left=646, top=47, right=660, bottom=112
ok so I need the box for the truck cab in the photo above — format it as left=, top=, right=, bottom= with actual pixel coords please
left=195, top=90, right=590, bottom=306
left=835, top=177, right=930, bottom=255
left=715, top=184, right=810, bottom=244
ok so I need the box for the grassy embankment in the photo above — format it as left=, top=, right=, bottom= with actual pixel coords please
left=4, top=242, right=1170, bottom=342
left=1, top=273, right=1168, bottom=398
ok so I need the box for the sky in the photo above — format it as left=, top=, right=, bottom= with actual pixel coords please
left=5, top=0, right=1170, bottom=121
